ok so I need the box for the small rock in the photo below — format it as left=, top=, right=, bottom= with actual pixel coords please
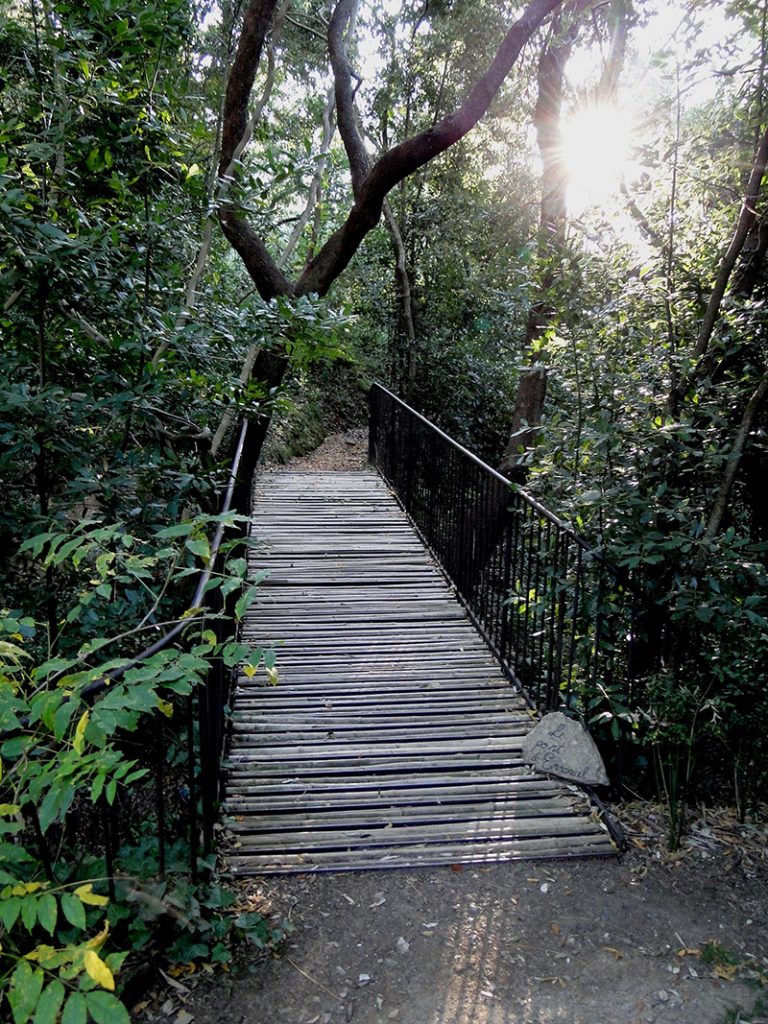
left=357, top=973, right=371, bottom=986
left=396, top=937, right=410, bottom=954
left=522, top=712, right=609, bottom=786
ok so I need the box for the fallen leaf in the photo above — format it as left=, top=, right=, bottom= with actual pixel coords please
left=550, top=923, right=561, bottom=935
left=604, top=947, right=624, bottom=960
left=159, top=968, right=191, bottom=994
left=714, top=964, right=738, bottom=981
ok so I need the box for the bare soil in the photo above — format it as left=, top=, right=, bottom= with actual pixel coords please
left=139, top=433, right=768, bottom=1024
left=263, top=428, right=369, bottom=473
left=143, top=806, right=767, bottom=1024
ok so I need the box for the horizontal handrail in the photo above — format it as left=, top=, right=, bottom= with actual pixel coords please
left=370, top=383, right=636, bottom=585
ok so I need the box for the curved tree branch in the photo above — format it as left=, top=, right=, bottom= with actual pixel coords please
left=695, top=376, right=768, bottom=568
left=219, top=0, right=281, bottom=176
left=298, top=0, right=566, bottom=295
left=328, top=0, right=368, bottom=195
left=220, top=0, right=566, bottom=300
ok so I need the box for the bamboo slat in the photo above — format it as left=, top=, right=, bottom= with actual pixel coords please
left=222, top=469, right=614, bottom=873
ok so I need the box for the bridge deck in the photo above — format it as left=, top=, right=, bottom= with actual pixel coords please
left=223, top=469, right=614, bottom=873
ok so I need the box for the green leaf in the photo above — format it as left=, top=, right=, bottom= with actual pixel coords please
left=185, top=536, right=210, bottom=560
left=21, top=892, right=38, bottom=931
left=90, top=772, right=105, bottom=803
left=33, top=979, right=65, bottom=1024
left=61, top=892, right=87, bottom=931
left=53, top=700, right=77, bottom=741
left=155, top=523, right=193, bottom=539
left=37, top=892, right=57, bottom=934
left=61, top=992, right=87, bottom=1024
left=8, top=961, right=44, bottom=1024
left=84, top=991, right=130, bottom=1024
left=0, top=894, right=21, bottom=929
left=234, top=586, right=258, bottom=621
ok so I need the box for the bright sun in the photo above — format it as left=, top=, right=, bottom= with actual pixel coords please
left=560, top=103, right=633, bottom=214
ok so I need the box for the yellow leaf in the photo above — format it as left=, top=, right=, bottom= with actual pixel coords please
left=75, top=883, right=108, bottom=907
left=0, top=803, right=20, bottom=815
left=73, top=710, right=89, bottom=754
left=157, top=699, right=174, bottom=718
left=85, top=920, right=110, bottom=950
left=265, top=666, right=279, bottom=686
left=12, top=881, right=43, bottom=896
left=243, top=664, right=257, bottom=678
left=84, top=949, right=115, bottom=991
left=25, top=944, right=55, bottom=962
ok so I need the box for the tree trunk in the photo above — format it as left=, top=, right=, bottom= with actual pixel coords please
left=499, top=13, right=577, bottom=480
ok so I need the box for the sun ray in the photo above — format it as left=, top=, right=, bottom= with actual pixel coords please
left=561, top=102, right=634, bottom=214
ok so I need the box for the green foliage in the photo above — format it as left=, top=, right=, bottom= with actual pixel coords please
left=0, top=502, right=272, bottom=1020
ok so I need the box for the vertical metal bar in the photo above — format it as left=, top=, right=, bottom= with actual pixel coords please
left=367, top=386, right=377, bottom=465
left=553, top=535, right=569, bottom=708
left=565, top=544, right=583, bottom=709
left=186, top=695, right=199, bottom=882
left=155, top=719, right=166, bottom=879
left=100, top=798, right=116, bottom=901
left=545, top=527, right=561, bottom=709
left=498, top=502, right=514, bottom=669
left=592, top=566, right=607, bottom=692
left=506, top=499, right=519, bottom=667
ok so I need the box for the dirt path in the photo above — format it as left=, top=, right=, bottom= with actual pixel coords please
left=264, top=428, right=369, bottom=472
left=182, top=817, right=766, bottom=1024
left=159, top=433, right=767, bottom=1024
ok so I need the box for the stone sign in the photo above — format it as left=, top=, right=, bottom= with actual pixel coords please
left=521, top=712, right=609, bottom=787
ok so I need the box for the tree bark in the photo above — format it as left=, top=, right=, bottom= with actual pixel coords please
left=499, top=12, right=578, bottom=480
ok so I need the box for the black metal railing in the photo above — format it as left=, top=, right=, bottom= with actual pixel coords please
left=369, top=383, right=658, bottom=715
left=95, top=414, right=265, bottom=883
left=19, top=414, right=266, bottom=892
